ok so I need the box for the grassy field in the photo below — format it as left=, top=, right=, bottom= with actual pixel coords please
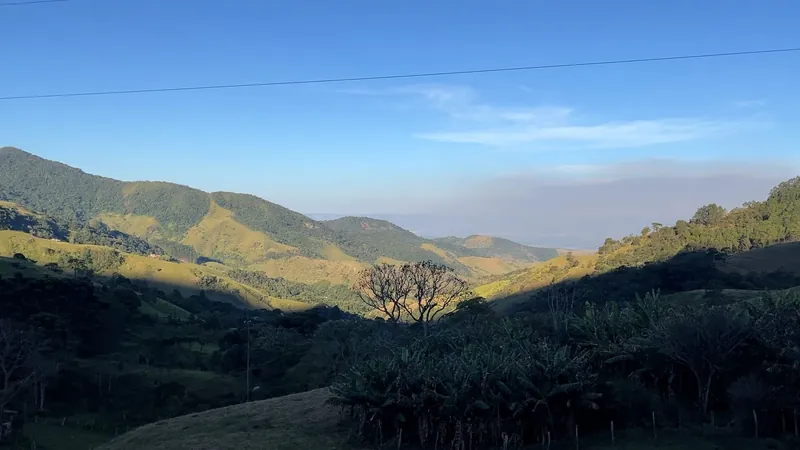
left=94, top=387, right=783, bottom=450
left=723, top=242, right=800, bottom=275
left=25, top=423, right=112, bottom=450
left=0, top=230, right=313, bottom=311
left=98, top=388, right=359, bottom=450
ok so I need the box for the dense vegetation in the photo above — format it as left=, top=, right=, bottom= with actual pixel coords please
left=0, top=148, right=209, bottom=237
left=434, top=234, right=559, bottom=262
left=324, top=216, right=452, bottom=265
left=329, top=289, right=800, bottom=449
left=0, top=260, right=363, bottom=447
left=226, top=269, right=368, bottom=313
left=1, top=204, right=162, bottom=256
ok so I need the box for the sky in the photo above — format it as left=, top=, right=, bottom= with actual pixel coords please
left=1, top=0, right=799, bottom=248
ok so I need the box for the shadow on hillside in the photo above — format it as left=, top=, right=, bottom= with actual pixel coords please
left=491, top=243, right=800, bottom=315
left=0, top=255, right=329, bottom=316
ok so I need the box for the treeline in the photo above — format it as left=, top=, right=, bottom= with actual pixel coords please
left=227, top=269, right=369, bottom=313
left=595, top=177, right=800, bottom=272
left=510, top=249, right=800, bottom=315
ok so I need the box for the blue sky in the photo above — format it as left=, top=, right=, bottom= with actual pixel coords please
left=2, top=0, right=799, bottom=246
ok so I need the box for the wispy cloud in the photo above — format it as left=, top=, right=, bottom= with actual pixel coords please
left=733, top=99, right=767, bottom=108
left=345, top=84, right=764, bottom=149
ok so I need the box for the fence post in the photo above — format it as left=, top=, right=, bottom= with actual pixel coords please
left=610, top=421, right=615, bottom=445
left=652, top=411, right=657, bottom=439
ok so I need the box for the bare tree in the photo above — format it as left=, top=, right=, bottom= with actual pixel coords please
left=0, top=319, right=40, bottom=420
left=354, top=263, right=411, bottom=324
left=355, top=261, right=470, bottom=330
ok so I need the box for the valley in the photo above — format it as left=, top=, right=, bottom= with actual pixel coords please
left=2, top=147, right=800, bottom=450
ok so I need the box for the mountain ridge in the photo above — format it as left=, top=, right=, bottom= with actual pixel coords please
left=0, top=147, right=556, bottom=281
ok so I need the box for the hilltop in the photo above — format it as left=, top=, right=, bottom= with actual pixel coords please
left=0, top=147, right=555, bottom=283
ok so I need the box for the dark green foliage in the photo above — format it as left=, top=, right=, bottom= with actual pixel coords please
left=154, top=239, right=199, bottom=262
left=70, top=222, right=162, bottom=256
left=211, top=192, right=380, bottom=261
left=325, top=216, right=460, bottom=266
left=0, top=147, right=209, bottom=236
left=1, top=203, right=163, bottom=256
left=227, top=269, right=369, bottom=313
left=330, top=291, right=800, bottom=448
left=434, top=234, right=559, bottom=261
left=0, top=205, right=67, bottom=240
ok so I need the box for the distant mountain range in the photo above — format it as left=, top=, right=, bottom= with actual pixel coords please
left=0, top=147, right=558, bottom=284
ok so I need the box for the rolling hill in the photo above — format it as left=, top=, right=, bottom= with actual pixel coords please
left=0, top=147, right=556, bottom=282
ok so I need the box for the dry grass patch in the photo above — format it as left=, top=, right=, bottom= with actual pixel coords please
left=99, top=388, right=360, bottom=450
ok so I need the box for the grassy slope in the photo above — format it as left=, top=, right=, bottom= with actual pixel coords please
left=477, top=253, right=598, bottom=299
left=98, top=388, right=358, bottom=450
left=723, top=241, right=800, bottom=275
left=0, top=230, right=312, bottom=312
left=97, top=388, right=770, bottom=450
left=480, top=242, right=800, bottom=313
left=182, top=200, right=298, bottom=263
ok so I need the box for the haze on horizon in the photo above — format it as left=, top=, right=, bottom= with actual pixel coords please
left=2, top=0, right=798, bottom=249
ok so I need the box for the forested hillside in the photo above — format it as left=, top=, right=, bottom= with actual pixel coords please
left=0, top=147, right=554, bottom=281
left=479, top=176, right=800, bottom=308
left=433, top=234, right=559, bottom=261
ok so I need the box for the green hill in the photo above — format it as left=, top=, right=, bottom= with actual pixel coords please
left=478, top=176, right=800, bottom=309
left=0, top=147, right=552, bottom=282
left=433, top=234, right=559, bottom=261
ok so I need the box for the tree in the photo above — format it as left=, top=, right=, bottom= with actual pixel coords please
left=692, top=203, right=727, bottom=226
left=0, top=320, right=41, bottom=418
left=354, top=261, right=470, bottom=330
left=58, top=251, right=94, bottom=279
left=644, top=308, right=751, bottom=414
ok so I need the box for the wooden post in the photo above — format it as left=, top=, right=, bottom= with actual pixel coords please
left=547, top=431, right=551, bottom=449
left=575, top=425, right=579, bottom=450
left=610, top=421, right=615, bottom=445
left=397, top=428, right=403, bottom=450
left=652, top=411, right=657, bottom=439
left=783, top=411, right=787, bottom=435
left=752, top=409, right=758, bottom=439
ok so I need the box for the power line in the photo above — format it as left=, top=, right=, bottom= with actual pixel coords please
left=1, top=46, right=798, bottom=101
left=0, top=0, right=68, bottom=6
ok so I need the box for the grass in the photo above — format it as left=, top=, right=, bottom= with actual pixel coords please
left=24, top=422, right=112, bottom=450
left=94, top=212, right=166, bottom=241
left=76, top=359, right=243, bottom=400
left=457, top=255, right=532, bottom=278
left=248, top=257, right=366, bottom=285
left=722, top=241, right=800, bottom=276
left=0, top=230, right=275, bottom=309
left=98, top=388, right=360, bottom=450
left=182, top=200, right=298, bottom=264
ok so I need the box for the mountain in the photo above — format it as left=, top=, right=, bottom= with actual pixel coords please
left=432, top=235, right=559, bottom=262
left=476, top=176, right=800, bottom=307
left=0, top=147, right=557, bottom=282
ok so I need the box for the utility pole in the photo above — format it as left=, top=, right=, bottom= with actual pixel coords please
left=245, top=313, right=251, bottom=402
